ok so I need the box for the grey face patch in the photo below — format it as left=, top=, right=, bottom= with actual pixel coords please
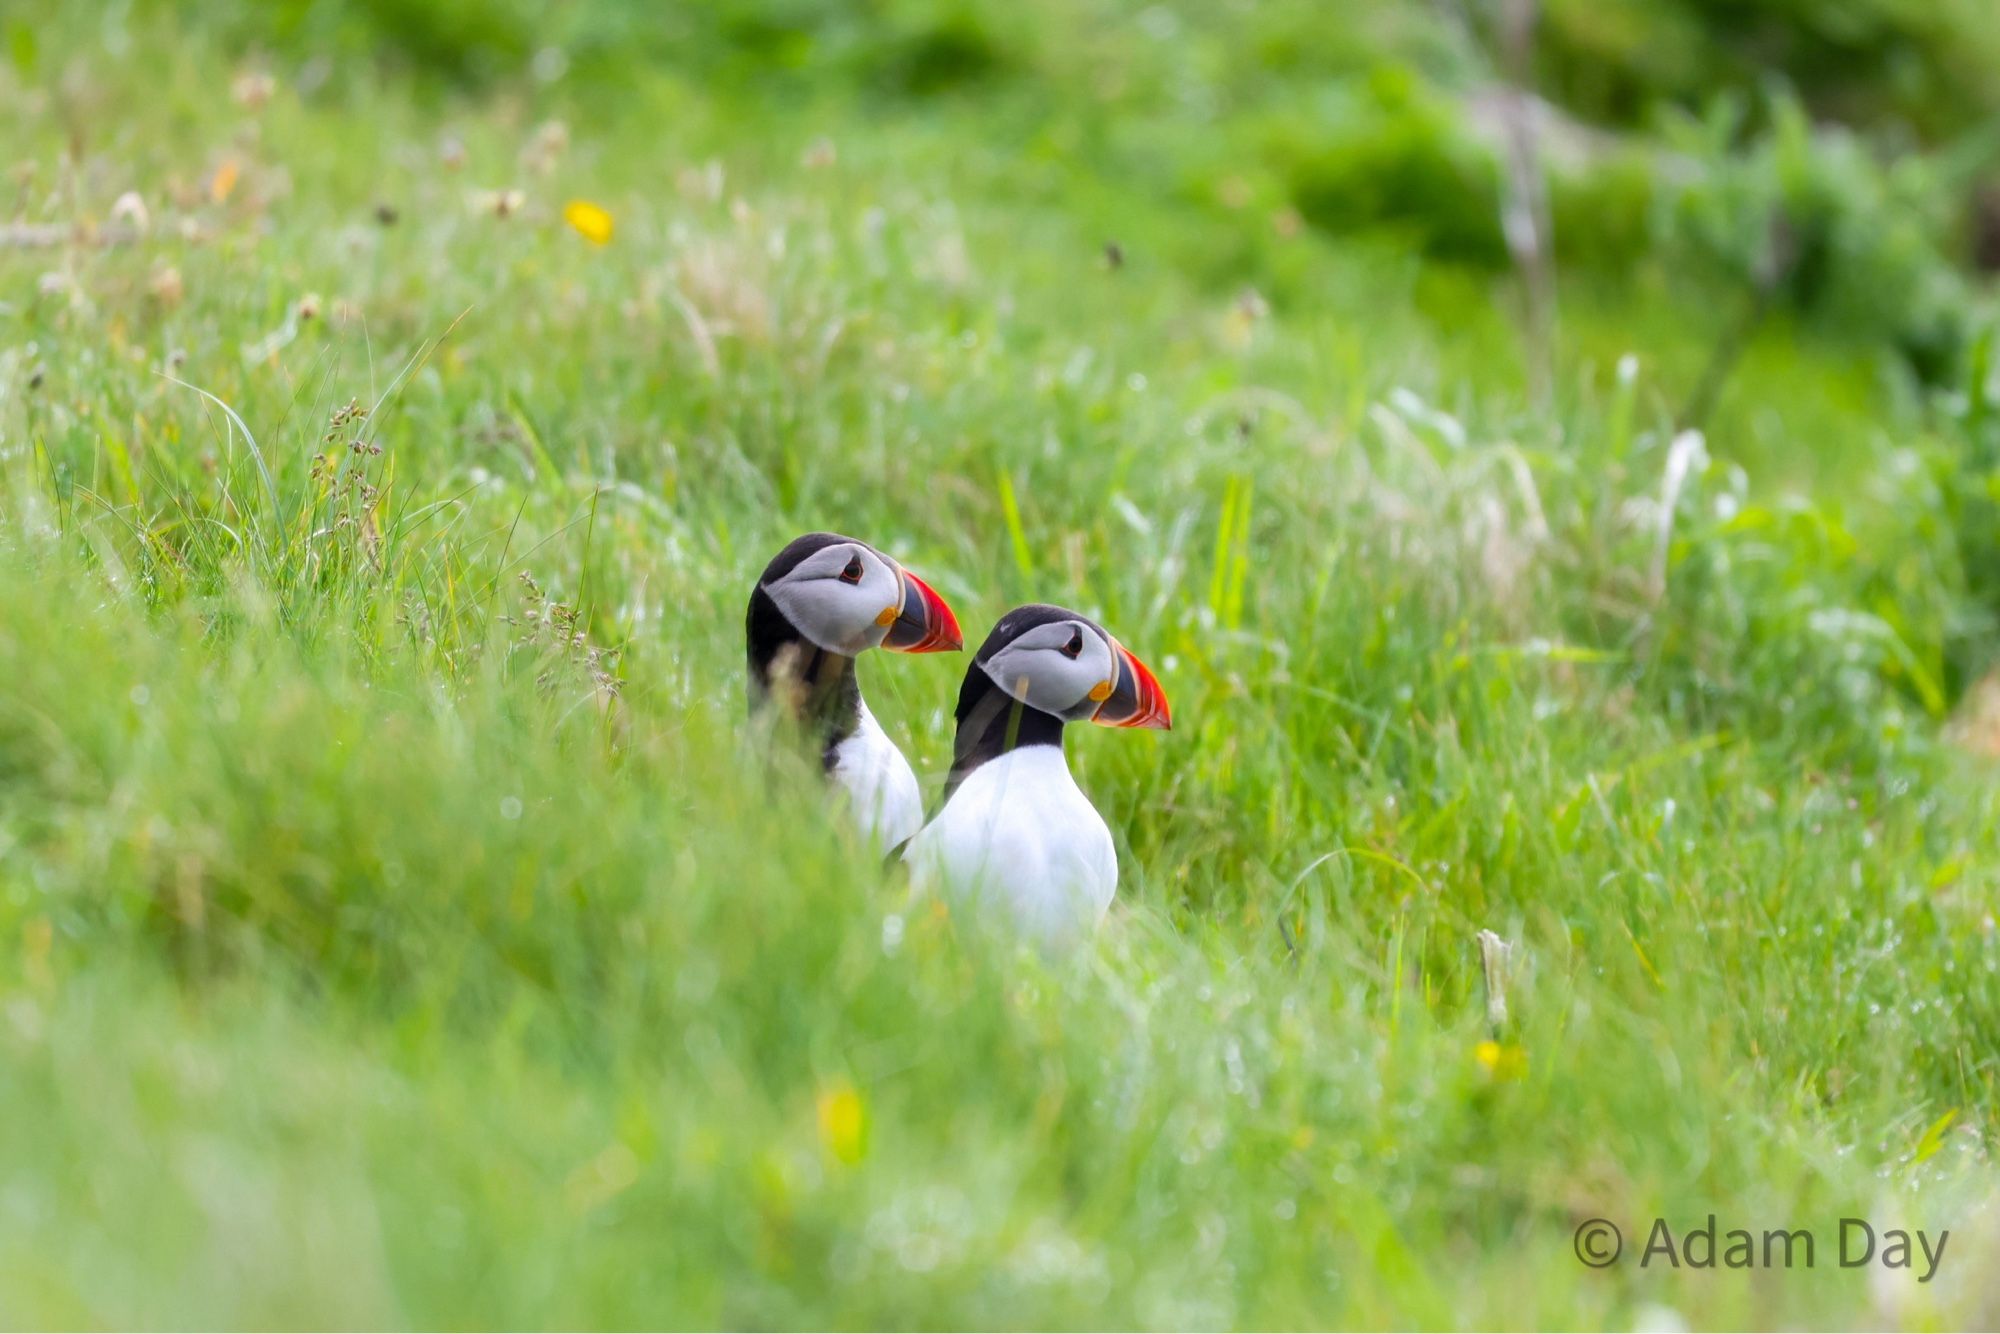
left=762, top=541, right=902, bottom=655
left=978, top=619, right=1116, bottom=721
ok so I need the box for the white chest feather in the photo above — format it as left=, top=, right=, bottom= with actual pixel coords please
left=828, top=701, right=924, bottom=850
left=903, top=746, right=1118, bottom=944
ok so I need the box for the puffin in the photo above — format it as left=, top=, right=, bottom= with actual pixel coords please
left=903, top=603, right=1171, bottom=943
left=747, top=531, right=963, bottom=849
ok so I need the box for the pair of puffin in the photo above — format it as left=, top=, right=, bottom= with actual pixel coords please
left=747, top=531, right=1170, bottom=942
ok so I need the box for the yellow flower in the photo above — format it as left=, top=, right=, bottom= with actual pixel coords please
left=816, top=1079, right=867, bottom=1165
left=210, top=158, right=240, bottom=205
left=564, top=199, right=614, bottom=245
left=1474, top=1039, right=1528, bottom=1081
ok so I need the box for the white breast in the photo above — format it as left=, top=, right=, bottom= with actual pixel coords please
left=828, top=701, right=924, bottom=850
left=903, top=746, right=1118, bottom=945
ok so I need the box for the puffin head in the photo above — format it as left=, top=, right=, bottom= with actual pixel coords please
left=971, top=603, right=1171, bottom=730
left=755, top=532, right=962, bottom=657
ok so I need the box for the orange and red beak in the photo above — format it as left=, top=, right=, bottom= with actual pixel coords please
left=881, top=567, right=963, bottom=654
left=1092, top=638, right=1172, bottom=730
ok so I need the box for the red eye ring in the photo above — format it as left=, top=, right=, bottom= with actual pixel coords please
left=1059, top=628, right=1084, bottom=659
left=838, top=555, right=865, bottom=585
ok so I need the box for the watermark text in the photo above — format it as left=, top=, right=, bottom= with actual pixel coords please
left=1573, top=1216, right=1948, bottom=1283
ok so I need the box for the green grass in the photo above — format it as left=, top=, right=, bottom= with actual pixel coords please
left=3, top=2, right=2000, bottom=1327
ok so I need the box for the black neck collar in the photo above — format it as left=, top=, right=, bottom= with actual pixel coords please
left=746, top=584, right=861, bottom=770
left=944, top=663, right=1065, bottom=802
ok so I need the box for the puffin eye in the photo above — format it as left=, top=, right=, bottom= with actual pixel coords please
left=838, top=554, right=865, bottom=585
left=1059, top=628, right=1084, bottom=659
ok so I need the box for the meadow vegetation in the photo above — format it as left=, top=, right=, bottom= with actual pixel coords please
left=2, top=0, right=1999, bottom=1326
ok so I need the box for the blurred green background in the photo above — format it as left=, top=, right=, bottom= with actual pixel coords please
left=4, top=0, right=2000, bottom=1328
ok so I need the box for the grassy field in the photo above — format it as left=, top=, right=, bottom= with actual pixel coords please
left=4, top=1, right=2000, bottom=1327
